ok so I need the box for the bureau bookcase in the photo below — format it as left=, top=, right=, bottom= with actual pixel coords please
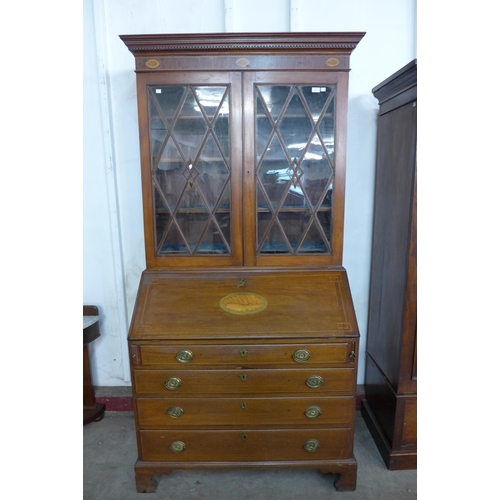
left=120, top=32, right=364, bottom=493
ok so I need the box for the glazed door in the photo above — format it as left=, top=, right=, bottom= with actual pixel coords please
left=137, top=72, right=243, bottom=268
left=242, top=72, right=349, bottom=267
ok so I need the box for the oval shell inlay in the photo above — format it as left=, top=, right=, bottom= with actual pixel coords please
left=145, top=59, right=160, bottom=68
left=326, top=57, right=340, bottom=67
left=220, top=292, right=267, bottom=315
left=236, top=58, right=250, bottom=67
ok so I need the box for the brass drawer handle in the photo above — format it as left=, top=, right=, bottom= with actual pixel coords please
left=304, top=405, right=322, bottom=419
left=169, top=441, right=186, bottom=453
left=303, top=439, right=320, bottom=452
left=167, top=406, right=184, bottom=418
left=306, top=375, right=324, bottom=388
left=240, top=373, right=247, bottom=382
left=293, top=349, right=311, bottom=363
left=240, top=349, right=248, bottom=357
left=176, top=350, right=193, bottom=363
left=164, top=376, right=182, bottom=390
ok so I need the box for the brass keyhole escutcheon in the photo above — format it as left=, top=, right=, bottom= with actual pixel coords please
left=237, top=278, right=246, bottom=287
left=240, top=373, right=247, bottom=382
left=169, top=441, right=186, bottom=453
left=240, top=349, right=248, bottom=357
left=241, top=433, right=248, bottom=441
left=167, top=406, right=184, bottom=418
left=303, top=439, right=320, bottom=452
left=240, top=402, right=247, bottom=410
left=176, top=350, right=193, bottom=363
left=304, top=406, right=322, bottom=419
left=164, top=376, right=182, bottom=390
left=306, top=375, right=324, bottom=388
left=293, top=349, right=311, bottom=363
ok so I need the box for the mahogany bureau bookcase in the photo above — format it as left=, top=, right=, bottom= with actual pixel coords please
left=120, top=32, right=365, bottom=493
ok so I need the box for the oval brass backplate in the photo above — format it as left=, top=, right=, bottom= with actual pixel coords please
left=164, top=377, right=182, bottom=390
left=176, top=350, right=193, bottom=363
left=303, top=439, right=320, bottom=452
left=304, top=406, right=322, bottom=419
left=306, top=375, right=324, bottom=388
left=167, top=406, right=184, bottom=418
left=169, top=441, right=186, bottom=453
left=293, top=349, right=311, bottom=363
left=240, top=373, right=247, bottom=382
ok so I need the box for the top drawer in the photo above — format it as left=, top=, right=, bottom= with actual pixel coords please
left=132, top=343, right=356, bottom=368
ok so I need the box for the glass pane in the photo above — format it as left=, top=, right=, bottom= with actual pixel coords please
left=278, top=211, right=306, bottom=252
left=257, top=135, right=290, bottom=209
left=301, top=134, right=333, bottom=208
left=256, top=95, right=273, bottom=161
left=180, top=212, right=210, bottom=252
left=197, top=135, right=229, bottom=210
left=155, top=210, right=170, bottom=249
left=148, top=94, right=169, bottom=167
left=154, top=138, right=185, bottom=210
left=214, top=207, right=231, bottom=248
left=161, top=224, right=188, bottom=254
left=172, top=90, right=208, bottom=160
left=198, top=219, right=229, bottom=254
left=258, top=85, right=291, bottom=121
left=278, top=90, right=312, bottom=160
left=319, top=97, right=335, bottom=162
left=195, top=86, right=227, bottom=121
left=255, top=84, right=336, bottom=255
left=300, top=85, right=333, bottom=123
left=149, top=85, right=231, bottom=256
left=152, top=86, right=186, bottom=123
left=258, top=215, right=291, bottom=254
left=298, top=218, right=329, bottom=253
left=213, top=97, right=230, bottom=162
left=316, top=210, right=332, bottom=245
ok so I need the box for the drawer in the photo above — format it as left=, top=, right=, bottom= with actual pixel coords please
left=133, top=368, right=355, bottom=395
left=136, top=396, right=354, bottom=427
left=135, top=343, right=355, bottom=367
left=139, top=428, right=353, bottom=462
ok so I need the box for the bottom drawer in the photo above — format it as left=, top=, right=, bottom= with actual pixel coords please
left=139, top=428, right=353, bottom=462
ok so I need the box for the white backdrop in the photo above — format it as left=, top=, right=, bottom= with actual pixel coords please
left=83, top=0, right=417, bottom=387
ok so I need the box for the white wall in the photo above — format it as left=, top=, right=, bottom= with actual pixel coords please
left=83, top=0, right=417, bottom=386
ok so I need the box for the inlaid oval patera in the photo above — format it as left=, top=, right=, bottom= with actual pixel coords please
left=236, top=57, right=250, bottom=67
left=326, top=57, right=340, bottom=67
left=220, top=292, right=267, bottom=315
left=145, top=58, right=160, bottom=68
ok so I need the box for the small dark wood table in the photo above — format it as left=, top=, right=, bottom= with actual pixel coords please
left=83, top=305, right=105, bottom=425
